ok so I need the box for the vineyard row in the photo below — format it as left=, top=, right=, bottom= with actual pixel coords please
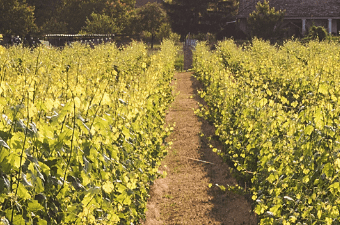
left=194, top=39, right=340, bottom=225
left=0, top=41, right=176, bottom=224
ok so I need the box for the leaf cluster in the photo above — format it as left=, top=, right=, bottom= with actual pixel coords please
left=194, top=39, right=340, bottom=224
left=0, top=40, right=177, bottom=224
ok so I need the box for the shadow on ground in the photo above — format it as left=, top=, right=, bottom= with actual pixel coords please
left=190, top=74, right=258, bottom=225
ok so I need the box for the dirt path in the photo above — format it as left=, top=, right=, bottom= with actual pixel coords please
left=144, top=72, right=257, bottom=225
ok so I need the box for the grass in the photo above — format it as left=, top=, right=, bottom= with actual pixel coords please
left=163, top=194, right=173, bottom=199
left=174, top=52, right=184, bottom=72
left=146, top=44, right=162, bottom=55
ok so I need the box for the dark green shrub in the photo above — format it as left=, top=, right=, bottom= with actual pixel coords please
left=308, top=25, right=328, bottom=41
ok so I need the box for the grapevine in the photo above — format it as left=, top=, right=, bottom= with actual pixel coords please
left=0, top=40, right=177, bottom=224
left=194, top=39, right=340, bottom=224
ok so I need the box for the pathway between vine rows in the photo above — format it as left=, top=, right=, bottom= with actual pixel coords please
left=143, top=72, right=257, bottom=225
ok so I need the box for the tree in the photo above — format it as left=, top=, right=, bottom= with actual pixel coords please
left=26, top=0, right=62, bottom=28
left=163, top=0, right=238, bottom=41
left=26, top=0, right=66, bottom=35
left=56, top=0, right=106, bottom=34
left=16, top=0, right=136, bottom=35
left=36, top=0, right=135, bottom=34
left=81, top=13, right=120, bottom=34
left=155, top=22, right=173, bottom=41
left=247, top=0, right=285, bottom=40
left=137, top=2, right=167, bottom=48
left=101, top=0, right=136, bottom=35
left=0, top=0, right=37, bottom=37
left=39, top=18, right=68, bottom=34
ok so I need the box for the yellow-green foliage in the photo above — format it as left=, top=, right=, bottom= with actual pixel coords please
left=194, top=39, right=340, bottom=224
left=0, top=40, right=177, bottom=224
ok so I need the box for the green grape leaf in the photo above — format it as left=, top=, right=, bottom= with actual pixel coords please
left=102, top=93, right=111, bottom=105
left=267, top=174, right=276, bottom=183
left=9, top=154, right=22, bottom=171
left=107, top=213, right=120, bottom=223
left=323, top=163, right=333, bottom=178
left=102, top=181, right=114, bottom=194
left=39, top=123, right=54, bottom=139
left=81, top=171, right=91, bottom=186
left=314, top=109, right=324, bottom=129
left=116, top=183, right=126, bottom=194
left=36, top=217, right=47, bottom=225
left=304, top=125, right=314, bottom=135
left=318, top=83, right=328, bottom=95
left=74, top=97, right=81, bottom=108
left=12, top=214, right=25, bottom=225
left=81, top=193, right=93, bottom=206
left=122, top=127, right=130, bottom=139
left=28, top=200, right=44, bottom=212
left=17, top=183, right=31, bottom=200
left=39, top=162, right=50, bottom=176
left=116, top=192, right=131, bottom=205
left=34, top=177, right=45, bottom=193
left=329, top=182, right=340, bottom=194
left=259, top=98, right=267, bottom=107
left=0, top=147, right=9, bottom=163
left=269, top=204, right=281, bottom=216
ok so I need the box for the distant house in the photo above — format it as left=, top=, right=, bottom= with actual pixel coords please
left=237, top=0, right=340, bottom=37
left=135, top=0, right=162, bottom=7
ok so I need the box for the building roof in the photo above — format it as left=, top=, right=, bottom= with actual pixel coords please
left=238, top=0, right=340, bottom=18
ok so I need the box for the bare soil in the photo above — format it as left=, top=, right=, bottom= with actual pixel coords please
left=143, top=72, right=257, bottom=225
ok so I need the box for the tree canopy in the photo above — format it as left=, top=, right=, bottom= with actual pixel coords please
left=1, top=0, right=241, bottom=42
left=26, top=0, right=62, bottom=28
left=4, top=0, right=136, bottom=36
left=163, top=0, right=238, bottom=40
left=248, top=0, right=285, bottom=40
left=81, top=13, right=120, bottom=34
left=136, top=2, right=167, bottom=48
left=0, top=0, right=37, bottom=37
left=45, top=0, right=135, bottom=34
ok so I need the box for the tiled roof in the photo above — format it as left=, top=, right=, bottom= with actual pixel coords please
left=238, top=0, right=340, bottom=18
